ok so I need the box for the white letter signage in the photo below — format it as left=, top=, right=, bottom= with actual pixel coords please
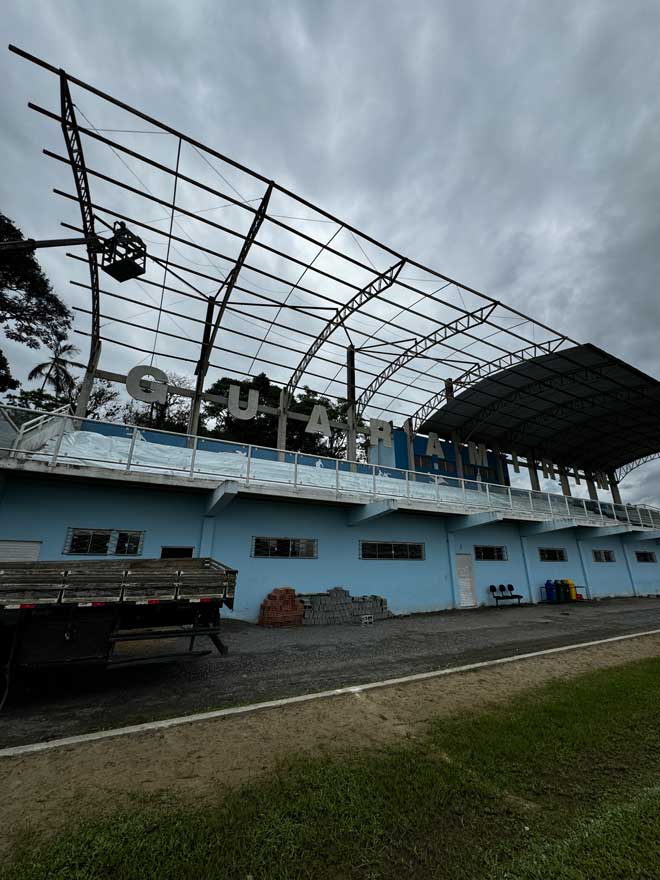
left=228, top=384, right=260, bottom=420
left=369, top=419, right=392, bottom=448
left=425, top=432, right=445, bottom=459
left=126, top=365, right=168, bottom=404
left=305, top=404, right=332, bottom=437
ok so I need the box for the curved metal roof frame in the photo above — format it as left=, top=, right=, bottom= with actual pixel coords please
left=617, top=453, right=660, bottom=483
left=411, top=336, right=568, bottom=431
left=418, top=344, right=660, bottom=473
left=15, top=43, right=630, bottom=445
left=282, top=258, right=406, bottom=401
left=354, top=303, right=497, bottom=421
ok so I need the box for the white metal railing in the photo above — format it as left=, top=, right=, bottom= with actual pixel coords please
left=18, top=403, right=71, bottom=437
left=8, top=403, right=72, bottom=457
left=2, top=403, right=660, bottom=531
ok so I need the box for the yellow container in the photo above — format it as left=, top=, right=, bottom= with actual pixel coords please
left=567, top=580, right=577, bottom=601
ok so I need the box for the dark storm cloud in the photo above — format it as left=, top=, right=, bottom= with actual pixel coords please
left=2, top=0, right=660, bottom=502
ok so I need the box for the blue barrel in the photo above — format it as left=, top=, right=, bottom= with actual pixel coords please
left=545, top=580, right=556, bottom=603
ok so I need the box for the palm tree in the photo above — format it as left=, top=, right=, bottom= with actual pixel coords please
left=28, top=337, right=85, bottom=398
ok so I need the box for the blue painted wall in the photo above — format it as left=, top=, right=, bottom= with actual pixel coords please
left=451, top=523, right=528, bottom=606
left=1, top=471, right=658, bottom=620
left=524, top=531, right=585, bottom=602
left=0, top=474, right=207, bottom=559
left=0, top=474, right=454, bottom=621
left=210, top=499, right=453, bottom=620
left=579, top=536, right=635, bottom=598
left=622, top=541, right=660, bottom=595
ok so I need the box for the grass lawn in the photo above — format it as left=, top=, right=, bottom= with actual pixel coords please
left=5, top=656, right=660, bottom=879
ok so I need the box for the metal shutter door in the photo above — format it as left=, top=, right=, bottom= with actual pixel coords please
left=0, top=540, right=42, bottom=561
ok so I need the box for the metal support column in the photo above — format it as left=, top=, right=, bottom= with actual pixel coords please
left=188, top=296, right=215, bottom=437
left=586, top=474, right=599, bottom=501
left=452, top=432, right=464, bottom=481
left=528, top=457, right=541, bottom=492
left=277, top=389, right=289, bottom=462
left=188, top=182, right=273, bottom=436
left=346, top=344, right=357, bottom=462
left=494, top=446, right=505, bottom=485
left=403, top=418, right=415, bottom=475
left=608, top=471, right=622, bottom=505
left=60, top=71, right=101, bottom=419
left=74, top=338, right=101, bottom=419
left=558, top=465, right=572, bottom=497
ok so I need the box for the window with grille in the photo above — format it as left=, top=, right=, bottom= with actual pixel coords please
left=635, top=551, right=657, bottom=563
left=65, top=528, right=144, bottom=556
left=475, top=545, right=508, bottom=561
left=593, top=549, right=616, bottom=563
left=359, top=541, right=425, bottom=560
left=115, top=531, right=143, bottom=555
left=251, top=537, right=317, bottom=559
left=538, top=547, right=567, bottom=562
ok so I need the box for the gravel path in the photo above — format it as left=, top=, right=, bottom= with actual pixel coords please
left=2, top=597, right=660, bottom=748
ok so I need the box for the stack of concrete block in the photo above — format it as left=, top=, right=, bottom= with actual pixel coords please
left=298, top=587, right=391, bottom=626
left=258, top=587, right=305, bottom=627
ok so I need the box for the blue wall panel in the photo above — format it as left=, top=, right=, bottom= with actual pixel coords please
left=1, top=472, right=659, bottom=620
left=579, top=536, right=634, bottom=598
left=622, top=541, right=660, bottom=595
left=451, top=523, right=528, bottom=606
left=211, top=499, right=453, bottom=620
left=0, top=475, right=206, bottom=560
left=524, top=531, right=585, bottom=601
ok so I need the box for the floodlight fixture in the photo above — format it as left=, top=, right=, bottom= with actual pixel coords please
left=0, top=220, right=147, bottom=285
left=100, top=221, right=147, bottom=282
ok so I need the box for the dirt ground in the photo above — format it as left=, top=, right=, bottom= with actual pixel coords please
left=3, top=632, right=660, bottom=851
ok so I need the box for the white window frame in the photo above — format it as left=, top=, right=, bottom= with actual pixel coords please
left=538, top=547, right=568, bottom=562
left=251, top=537, right=318, bottom=559
left=64, top=528, right=145, bottom=556
left=359, top=541, right=426, bottom=561
left=474, top=545, right=508, bottom=562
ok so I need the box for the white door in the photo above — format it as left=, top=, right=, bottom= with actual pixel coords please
left=455, top=553, right=477, bottom=607
left=0, top=540, right=42, bottom=561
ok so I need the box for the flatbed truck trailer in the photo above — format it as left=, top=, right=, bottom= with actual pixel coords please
left=0, top=557, right=237, bottom=709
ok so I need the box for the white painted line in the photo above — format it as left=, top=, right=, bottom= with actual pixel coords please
left=3, top=626, right=660, bottom=759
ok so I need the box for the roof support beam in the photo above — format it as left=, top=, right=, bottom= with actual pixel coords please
left=206, top=480, right=240, bottom=515
left=188, top=182, right=273, bottom=435
left=616, top=454, right=660, bottom=483
left=446, top=512, right=504, bottom=532
left=621, top=530, right=660, bottom=543
left=355, top=304, right=496, bottom=420
left=283, top=259, right=406, bottom=402
left=411, top=337, right=567, bottom=432
left=519, top=519, right=578, bottom=536
left=347, top=499, right=398, bottom=526
left=574, top=525, right=635, bottom=540
left=59, top=71, right=101, bottom=419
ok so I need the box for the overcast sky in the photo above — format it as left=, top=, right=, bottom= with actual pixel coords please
left=2, top=0, right=660, bottom=503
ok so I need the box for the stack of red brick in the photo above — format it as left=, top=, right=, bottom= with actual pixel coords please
left=258, top=587, right=305, bottom=627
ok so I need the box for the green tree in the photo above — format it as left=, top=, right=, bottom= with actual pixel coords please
left=27, top=336, right=84, bottom=396
left=3, top=387, right=62, bottom=412
left=5, top=377, right=121, bottom=421
left=0, top=212, right=72, bottom=391
left=203, top=373, right=280, bottom=446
